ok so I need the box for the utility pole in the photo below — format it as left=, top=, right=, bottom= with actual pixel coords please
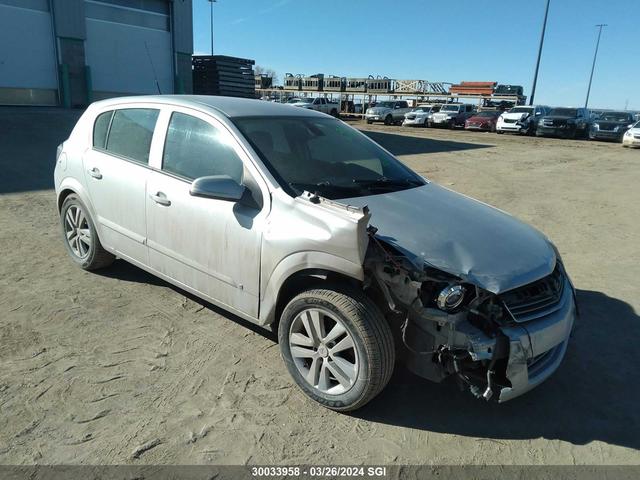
left=585, top=24, right=607, bottom=109
left=209, top=0, right=217, bottom=55
left=530, top=0, right=550, bottom=106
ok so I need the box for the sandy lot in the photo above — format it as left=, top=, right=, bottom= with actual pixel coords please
left=0, top=108, right=639, bottom=465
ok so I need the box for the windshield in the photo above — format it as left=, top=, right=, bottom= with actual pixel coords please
left=287, top=98, right=308, bottom=104
left=412, top=106, right=431, bottom=113
left=373, top=101, right=394, bottom=109
left=234, top=116, right=425, bottom=199
left=509, top=107, right=533, bottom=114
left=549, top=108, right=577, bottom=117
left=441, top=105, right=461, bottom=112
left=600, top=112, right=632, bottom=122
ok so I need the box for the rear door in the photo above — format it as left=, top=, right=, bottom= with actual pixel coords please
left=145, top=108, right=268, bottom=317
left=83, top=107, right=160, bottom=265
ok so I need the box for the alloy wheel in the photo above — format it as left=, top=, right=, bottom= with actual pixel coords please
left=288, top=308, right=359, bottom=395
left=64, top=205, right=92, bottom=258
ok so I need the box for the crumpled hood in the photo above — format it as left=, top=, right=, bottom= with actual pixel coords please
left=340, top=183, right=556, bottom=293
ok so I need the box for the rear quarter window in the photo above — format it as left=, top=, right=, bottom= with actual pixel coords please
left=93, top=111, right=113, bottom=149
left=105, top=108, right=160, bottom=164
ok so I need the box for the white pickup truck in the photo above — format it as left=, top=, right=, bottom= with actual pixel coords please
left=289, top=97, right=340, bottom=117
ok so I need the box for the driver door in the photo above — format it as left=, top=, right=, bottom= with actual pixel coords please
left=145, top=108, right=269, bottom=318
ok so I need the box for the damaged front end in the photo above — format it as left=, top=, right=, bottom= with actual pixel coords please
left=364, top=226, right=576, bottom=402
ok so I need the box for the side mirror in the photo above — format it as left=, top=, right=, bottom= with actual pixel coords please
left=190, top=175, right=247, bottom=202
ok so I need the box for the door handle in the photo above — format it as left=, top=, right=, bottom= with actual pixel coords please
left=149, top=192, right=171, bottom=206
left=88, top=167, right=102, bottom=179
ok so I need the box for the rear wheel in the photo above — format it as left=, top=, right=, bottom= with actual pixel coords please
left=279, top=288, right=395, bottom=411
left=60, top=194, right=114, bottom=270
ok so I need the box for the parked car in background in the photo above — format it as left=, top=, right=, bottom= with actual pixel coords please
left=289, top=97, right=340, bottom=117
left=365, top=100, right=411, bottom=125
left=622, top=121, right=640, bottom=147
left=589, top=111, right=636, bottom=141
left=402, top=104, right=441, bottom=127
left=286, top=98, right=310, bottom=106
left=464, top=110, right=501, bottom=132
left=536, top=107, right=591, bottom=139
left=429, top=103, right=476, bottom=128
left=497, top=105, right=549, bottom=135
left=55, top=95, right=576, bottom=411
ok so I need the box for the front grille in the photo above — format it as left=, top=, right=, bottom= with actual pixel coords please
left=500, top=265, right=564, bottom=323
left=504, top=118, right=517, bottom=124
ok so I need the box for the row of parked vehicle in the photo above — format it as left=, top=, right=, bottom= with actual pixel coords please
left=364, top=102, right=640, bottom=145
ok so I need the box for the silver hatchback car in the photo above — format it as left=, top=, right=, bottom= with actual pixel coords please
left=55, top=96, right=577, bottom=411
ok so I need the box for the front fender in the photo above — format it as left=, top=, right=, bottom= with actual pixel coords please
left=258, top=251, right=363, bottom=326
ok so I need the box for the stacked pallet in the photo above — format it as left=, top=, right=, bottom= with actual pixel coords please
left=449, top=81, right=496, bottom=96
left=192, top=55, right=255, bottom=98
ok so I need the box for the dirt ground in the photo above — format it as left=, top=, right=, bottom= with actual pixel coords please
left=0, top=108, right=639, bottom=465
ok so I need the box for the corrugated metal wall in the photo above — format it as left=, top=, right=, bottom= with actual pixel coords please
left=0, top=0, right=193, bottom=105
left=84, top=0, right=174, bottom=98
left=0, top=0, right=58, bottom=105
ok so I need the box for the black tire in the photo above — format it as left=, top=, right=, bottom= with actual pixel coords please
left=60, top=194, right=114, bottom=270
left=423, top=118, right=429, bottom=128
left=384, top=115, right=393, bottom=126
left=366, top=119, right=373, bottom=125
left=278, top=287, right=395, bottom=412
left=330, top=109, right=338, bottom=118
left=496, top=130, right=504, bottom=134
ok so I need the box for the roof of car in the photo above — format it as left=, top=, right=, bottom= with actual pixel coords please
left=91, top=95, right=327, bottom=119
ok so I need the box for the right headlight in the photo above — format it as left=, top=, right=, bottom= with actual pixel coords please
left=592, top=123, right=600, bottom=130
left=538, top=119, right=545, bottom=126
left=437, top=285, right=466, bottom=312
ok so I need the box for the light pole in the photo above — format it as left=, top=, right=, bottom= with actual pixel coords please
left=208, top=0, right=217, bottom=55
left=530, top=0, right=550, bottom=106
left=585, top=24, right=607, bottom=109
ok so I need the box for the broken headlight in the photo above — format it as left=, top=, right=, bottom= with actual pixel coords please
left=436, top=284, right=466, bottom=312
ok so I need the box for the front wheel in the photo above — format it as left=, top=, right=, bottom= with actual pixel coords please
left=279, top=288, right=395, bottom=411
left=384, top=115, right=393, bottom=126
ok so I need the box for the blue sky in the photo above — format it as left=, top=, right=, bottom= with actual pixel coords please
left=192, top=0, right=638, bottom=110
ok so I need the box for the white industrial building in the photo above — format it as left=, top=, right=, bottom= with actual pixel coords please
left=0, top=0, right=193, bottom=106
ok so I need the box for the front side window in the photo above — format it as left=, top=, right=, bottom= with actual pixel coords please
left=162, top=112, right=244, bottom=183
left=93, top=111, right=113, bottom=149
left=106, top=108, right=159, bottom=164
left=235, top=116, right=425, bottom=200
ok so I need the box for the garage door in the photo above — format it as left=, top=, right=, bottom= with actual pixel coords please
left=0, top=0, right=58, bottom=105
left=84, top=0, right=173, bottom=99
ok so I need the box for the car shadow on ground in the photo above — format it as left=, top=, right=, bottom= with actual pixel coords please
left=354, top=288, right=640, bottom=451
left=360, top=130, right=493, bottom=156
left=95, top=259, right=277, bottom=341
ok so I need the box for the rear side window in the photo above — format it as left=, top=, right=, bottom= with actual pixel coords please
left=105, top=108, right=159, bottom=164
left=93, top=111, right=113, bottom=149
left=162, top=112, right=244, bottom=182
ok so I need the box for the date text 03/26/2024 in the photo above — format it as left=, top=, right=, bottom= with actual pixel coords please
left=251, top=466, right=388, bottom=477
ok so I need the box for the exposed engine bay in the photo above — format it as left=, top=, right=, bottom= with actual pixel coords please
left=362, top=225, right=575, bottom=402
